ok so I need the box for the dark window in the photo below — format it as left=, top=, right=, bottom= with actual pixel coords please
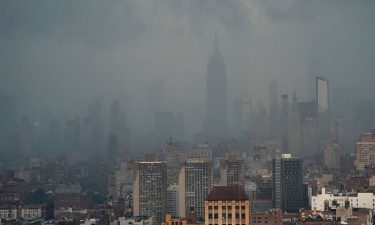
left=214, top=214, right=218, bottom=219
left=236, top=214, right=239, bottom=219
left=241, top=214, right=245, bottom=219
left=209, top=214, right=213, bottom=219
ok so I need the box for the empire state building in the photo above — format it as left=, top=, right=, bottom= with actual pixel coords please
left=205, top=32, right=227, bottom=139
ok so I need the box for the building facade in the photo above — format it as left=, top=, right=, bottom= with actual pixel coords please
left=204, top=186, right=250, bottom=225
left=220, top=154, right=244, bottom=187
left=272, top=154, right=303, bottom=213
left=205, top=31, right=227, bottom=139
left=133, top=160, right=167, bottom=225
left=311, top=188, right=375, bottom=211
left=178, top=158, right=212, bottom=221
left=355, top=131, right=375, bottom=171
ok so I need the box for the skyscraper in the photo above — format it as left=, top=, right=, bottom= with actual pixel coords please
left=288, top=92, right=301, bottom=156
left=316, top=76, right=329, bottom=139
left=178, top=158, right=212, bottom=221
left=272, top=154, right=303, bottom=213
left=107, top=134, right=118, bottom=167
left=205, top=31, right=227, bottom=140
left=280, top=95, right=289, bottom=152
left=133, top=160, right=167, bottom=225
left=269, top=81, right=279, bottom=140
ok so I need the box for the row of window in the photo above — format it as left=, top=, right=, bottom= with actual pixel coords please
left=208, top=206, right=245, bottom=210
left=208, top=214, right=246, bottom=219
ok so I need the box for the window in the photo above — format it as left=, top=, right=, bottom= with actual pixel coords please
left=209, top=214, right=213, bottom=219
left=214, top=214, right=218, bottom=219
left=241, top=214, right=245, bottom=219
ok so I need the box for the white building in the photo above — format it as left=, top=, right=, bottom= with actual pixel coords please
left=311, top=188, right=375, bottom=210
left=20, top=205, right=43, bottom=220
left=0, top=207, right=17, bottom=220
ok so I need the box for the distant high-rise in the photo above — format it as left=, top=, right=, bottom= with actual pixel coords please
left=288, top=92, right=302, bottom=156
left=316, top=76, right=330, bottom=139
left=133, top=160, right=167, bottom=225
left=164, top=141, right=179, bottom=186
left=205, top=31, right=227, bottom=139
left=272, top=154, right=303, bottom=213
left=107, top=134, right=118, bottom=167
left=269, top=81, right=279, bottom=139
left=178, top=158, right=212, bottom=220
left=220, top=153, right=245, bottom=187
left=280, top=95, right=289, bottom=152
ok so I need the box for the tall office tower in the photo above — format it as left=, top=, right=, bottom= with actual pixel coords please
left=107, top=161, right=127, bottom=200
left=254, top=103, right=269, bottom=145
left=205, top=31, right=227, bottom=140
left=323, top=141, right=342, bottom=171
left=107, top=134, right=118, bottom=167
left=355, top=131, right=375, bottom=171
left=204, top=186, right=250, bottom=225
left=110, top=99, right=121, bottom=136
left=64, top=119, right=80, bottom=153
left=188, top=144, right=213, bottom=162
left=133, top=160, right=167, bottom=225
left=178, top=158, right=212, bottom=221
left=165, top=141, right=179, bottom=186
left=316, top=76, right=330, bottom=140
left=269, top=81, right=279, bottom=139
left=329, top=117, right=344, bottom=145
left=288, top=92, right=302, bottom=156
left=19, top=117, right=32, bottom=155
left=166, top=184, right=179, bottom=217
left=220, top=153, right=245, bottom=186
left=272, top=154, right=303, bottom=213
left=280, top=95, right=289, bottom=152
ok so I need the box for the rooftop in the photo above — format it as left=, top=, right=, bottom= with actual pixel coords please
left=205, top=186, right=249, bottom=201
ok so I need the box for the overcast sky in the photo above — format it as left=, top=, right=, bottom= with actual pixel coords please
left=1, top=0, right=374, bottom=136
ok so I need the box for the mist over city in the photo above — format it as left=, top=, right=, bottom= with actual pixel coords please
left=0, top=1, right=374, bottom=225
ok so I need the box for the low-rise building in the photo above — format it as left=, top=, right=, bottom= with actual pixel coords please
left=250, top=209, right=282, bottom=225
left=311, top=188, right=375, bottom=211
